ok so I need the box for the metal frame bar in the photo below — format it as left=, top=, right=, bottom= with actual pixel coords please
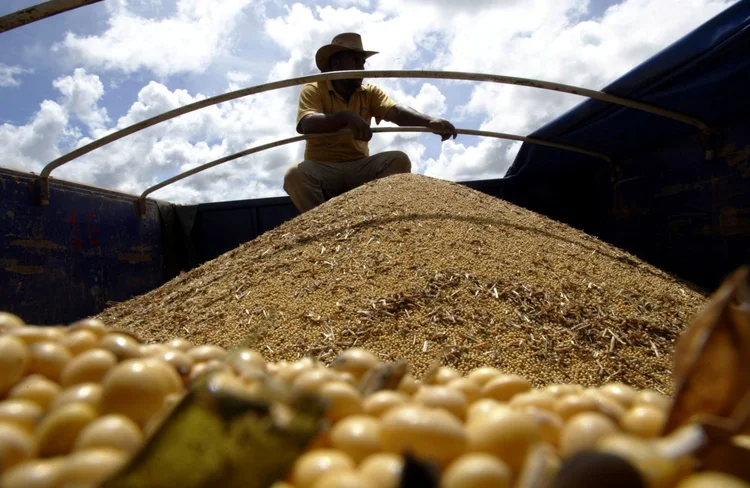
left=0, top=0, right=104, bottom=34
left=37, top=69, right=709, bottom=204
left=136, top=126, right=611, bottom=214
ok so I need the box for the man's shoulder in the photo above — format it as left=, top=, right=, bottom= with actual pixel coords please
left=361, top=83, right=396, bottom=112
left=300, top=81, right=329, bottom=94
left=362, top=83, right=385, bottom=94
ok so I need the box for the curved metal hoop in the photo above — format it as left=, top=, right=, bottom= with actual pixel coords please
left=36, top=69, right=708, bottom=204
left=0, top=0, right=103, bottom=34
left=136, top=126, right=612, bottom=213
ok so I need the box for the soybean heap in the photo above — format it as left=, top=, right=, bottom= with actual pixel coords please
left=97, top=173, right=706, bottom=393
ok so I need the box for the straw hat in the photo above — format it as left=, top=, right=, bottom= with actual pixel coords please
left=315, top=33, right=378, bottom=72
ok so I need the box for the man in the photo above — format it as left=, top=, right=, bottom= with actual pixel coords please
left=283, top=32, right=458, bottom=213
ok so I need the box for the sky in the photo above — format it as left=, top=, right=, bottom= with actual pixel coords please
left=0, top=0, right=737, bottom=204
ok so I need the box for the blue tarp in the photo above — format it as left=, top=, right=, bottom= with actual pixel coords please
left=507, top=0, right=750, bottom=178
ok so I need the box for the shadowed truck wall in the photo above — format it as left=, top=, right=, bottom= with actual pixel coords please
left=0, top=168, right=164, bottom=324
left=607, top=116, right=750, bottom=292
left=0, top=167, right=302, bottom=325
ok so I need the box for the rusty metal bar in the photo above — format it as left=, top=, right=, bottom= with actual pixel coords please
left=136, top=126, right=611, bottom=213
left=0, top=0, right=103, bottom=34
left=38, top=69, right=708, bottom=204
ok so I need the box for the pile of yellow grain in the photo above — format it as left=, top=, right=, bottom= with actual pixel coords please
left=96, top=173, right=706, bottom=392
left=3, top=312, right=744, bottom=488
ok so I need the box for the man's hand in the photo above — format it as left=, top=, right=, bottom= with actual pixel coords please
left=342, top=111, right=373, bottom=141
left=427, top=118, right=458, bottom=141
left=384, top=105, right=458, bottom=141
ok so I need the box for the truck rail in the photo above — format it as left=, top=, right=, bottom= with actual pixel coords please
left=136, top=126, right=613, bottom=215
left=0, top=0, right=104, bottom=34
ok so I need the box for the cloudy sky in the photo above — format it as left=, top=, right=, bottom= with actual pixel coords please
left=0, top=0, right=736, bottom=204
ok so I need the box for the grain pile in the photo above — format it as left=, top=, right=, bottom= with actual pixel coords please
left=96, top=173, right=706, bottom=393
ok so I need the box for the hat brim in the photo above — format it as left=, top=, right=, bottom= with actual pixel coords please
left=315, top=45, right=378, bottom=72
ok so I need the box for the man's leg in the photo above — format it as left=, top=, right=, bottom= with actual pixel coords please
left=344, top=150, right=412, bottom=191
left=283, top=160, right=345, bottom=213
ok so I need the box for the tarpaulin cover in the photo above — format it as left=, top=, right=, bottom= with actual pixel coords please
left=506, top=0, right=750, bottom=178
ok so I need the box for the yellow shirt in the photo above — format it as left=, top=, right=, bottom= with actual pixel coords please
left=296, top=80, right=397, bottom=162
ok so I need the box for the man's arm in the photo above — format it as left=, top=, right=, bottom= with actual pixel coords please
left=383, top=104, right=457, bottom=141
left=299, top=112, right=373, bottom=141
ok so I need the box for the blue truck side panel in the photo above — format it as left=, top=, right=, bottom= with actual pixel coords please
left=0, top=168, right=165, bottom=325
left=189, top=196, right=299, bottom=264
left=609, top=116, right=750, bottom=290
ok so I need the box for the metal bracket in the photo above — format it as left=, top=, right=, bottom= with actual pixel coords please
left=38, top=176, right=50, bottom=205
left=608, top=158, right=626, bottom=219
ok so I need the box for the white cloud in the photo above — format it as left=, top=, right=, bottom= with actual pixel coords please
left=0, top=101, right=69, bottom=173
left=226, top=70, right=253, bottom=89
left=331, top=0, right=371, bottom=7
left=423, top=138, right=520, bottom=182
left=52, top=69, right=110, bottom=135
left=0, top=71, right=303, bottom=203
left=393, top=82, right=447, bottom=118
left=437, top=0, right=733, bottom=135
left=0, top=63, right=32, bottom=88
left=53, top=0, right=259, bottom=77
left=264, top=3, right=427, bottom=74
left=392, top=0, right=521, bottom=12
